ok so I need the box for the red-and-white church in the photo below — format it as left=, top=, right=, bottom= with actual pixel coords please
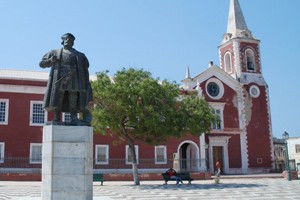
left=0, top=0, right=274, bottom=180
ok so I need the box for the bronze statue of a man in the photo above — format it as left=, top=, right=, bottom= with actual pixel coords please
left=39, top=33, right=92, bottom=126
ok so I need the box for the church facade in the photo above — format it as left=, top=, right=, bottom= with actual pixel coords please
left=182, top=0, right=274, bottom=174
left=0, top=0, right=274, bottom=179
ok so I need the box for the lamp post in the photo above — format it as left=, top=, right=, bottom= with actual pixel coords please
left=282, top=131, right=291, bottom=181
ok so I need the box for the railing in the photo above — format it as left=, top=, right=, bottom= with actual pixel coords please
left=0, top=157, right=202, bottom=174
left=0, top=157, right=41, bottom=174
left=93, top=158, right=173, bottom=169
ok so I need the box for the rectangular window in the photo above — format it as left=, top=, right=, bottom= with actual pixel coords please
left=126, top=145, right=139, bottom=164
left=62, top=113, right=80, bottom=123
left=95, top=145, right=109, bottom=164
left=30, top=143, right=42, bottom=164
left=212, top=109, right=222, bottom=130
left=296, top=144, right=300, bottom=153
left=0, top=142, right=5, bottom=163
left=0, top=99, right=9, bottom=125
left=63, top=112, right=71, bottom=123
left=210, top=103, right=225, bottom=131
left=30, top=101, right=47, bottom=126
left=155, top=145, right=167, bottom=164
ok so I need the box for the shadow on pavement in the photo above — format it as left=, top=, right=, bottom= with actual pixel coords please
left=127, top=183, right=266, bottom=191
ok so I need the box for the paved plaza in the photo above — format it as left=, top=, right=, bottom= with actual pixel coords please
left=0, top=177, right=300, bottom=200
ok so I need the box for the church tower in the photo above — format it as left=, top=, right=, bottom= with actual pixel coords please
left=219, top=0, right=274, bottom=172
left=219, top=0, right=263, bottom=85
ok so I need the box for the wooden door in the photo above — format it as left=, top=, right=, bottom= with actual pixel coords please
left=213, top=146, right=224, bottom=173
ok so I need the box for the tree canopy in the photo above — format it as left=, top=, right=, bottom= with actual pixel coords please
left=91, top=68, right=216, bottom=144
left=91, top=68, right=218, bottom=185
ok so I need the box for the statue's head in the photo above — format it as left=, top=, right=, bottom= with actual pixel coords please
left=61, top=33, right=75, bottom=47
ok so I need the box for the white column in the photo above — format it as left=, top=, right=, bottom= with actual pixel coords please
left=199, top=133, right=207, bottom=171
left=237, top=86, right=249, bottom=174
left=240, top=130, right=248, bottom=174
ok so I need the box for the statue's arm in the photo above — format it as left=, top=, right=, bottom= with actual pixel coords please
left=39, top=51, right=56, bottom=68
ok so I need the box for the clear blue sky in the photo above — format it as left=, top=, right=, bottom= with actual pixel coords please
left=1, top=0, right=299, bottom=138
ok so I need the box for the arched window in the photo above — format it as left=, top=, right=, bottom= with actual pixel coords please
left=245, top=49, right=255, bottom=71
left=224, top=52, right=232, bottom=73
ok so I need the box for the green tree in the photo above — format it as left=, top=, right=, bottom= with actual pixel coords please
left=91, top=68, right=217, bottom=185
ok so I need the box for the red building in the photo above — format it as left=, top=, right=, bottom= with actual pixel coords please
left=0, top=0, right=273, bottom=180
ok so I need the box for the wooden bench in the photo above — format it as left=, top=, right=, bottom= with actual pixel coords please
left=93, top=174, right=104, bottom=186
left=161, top=172, right=194, bottom=184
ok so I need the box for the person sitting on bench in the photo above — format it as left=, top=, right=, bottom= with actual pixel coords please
left=166, top=168, right=183, bottom=184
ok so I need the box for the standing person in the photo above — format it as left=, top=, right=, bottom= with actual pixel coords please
left=166, top=168, right=183, bottom=184
left=216, top=161, right=221, bottom=177
left=39, top=33, right=92, bottom=126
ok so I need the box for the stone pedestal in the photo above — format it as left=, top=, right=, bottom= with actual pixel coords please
left=42, top=125, right=93, bottom=200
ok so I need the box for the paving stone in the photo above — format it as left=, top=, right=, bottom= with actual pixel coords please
left=0, top=178, right=300, bottom=200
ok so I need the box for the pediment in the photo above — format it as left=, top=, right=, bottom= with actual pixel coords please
left=192, top=65, right=240, bottom=90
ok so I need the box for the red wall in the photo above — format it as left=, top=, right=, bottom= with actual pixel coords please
left=93, top=132, right=200, bottom=166
left=0, top=92, right=43, bottom=157
left=244, top=84, right=272, bottom=167
left=0, top=79, right=47, bottom=87
left=228, top=135, right=242, bottom=168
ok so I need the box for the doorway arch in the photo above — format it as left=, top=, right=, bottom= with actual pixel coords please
left=177, top=140, right=200, bottom=172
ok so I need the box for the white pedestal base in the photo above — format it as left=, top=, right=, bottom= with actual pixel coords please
left=42, top=125, right=93, bottom=200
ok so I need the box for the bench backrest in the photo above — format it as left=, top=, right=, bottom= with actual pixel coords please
left=178, top=173, right=191, bottom=179
left=93, top=174, right=103, bottom=180
left=161, top=172, right=191, bottom=179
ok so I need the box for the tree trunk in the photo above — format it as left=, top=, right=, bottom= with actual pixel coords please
left=129, top=141, right=140, bottom=185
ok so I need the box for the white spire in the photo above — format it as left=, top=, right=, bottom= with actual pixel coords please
left=222, top=0, right=253, bottom=44
left=227, top=0, right=247, bottom=34
left=186, top=65, right=191, bottom=79
left=182, top=66, right=192, bottom=90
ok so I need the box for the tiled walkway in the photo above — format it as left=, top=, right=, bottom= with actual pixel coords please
left=1, top=176, right=300, bottom=199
